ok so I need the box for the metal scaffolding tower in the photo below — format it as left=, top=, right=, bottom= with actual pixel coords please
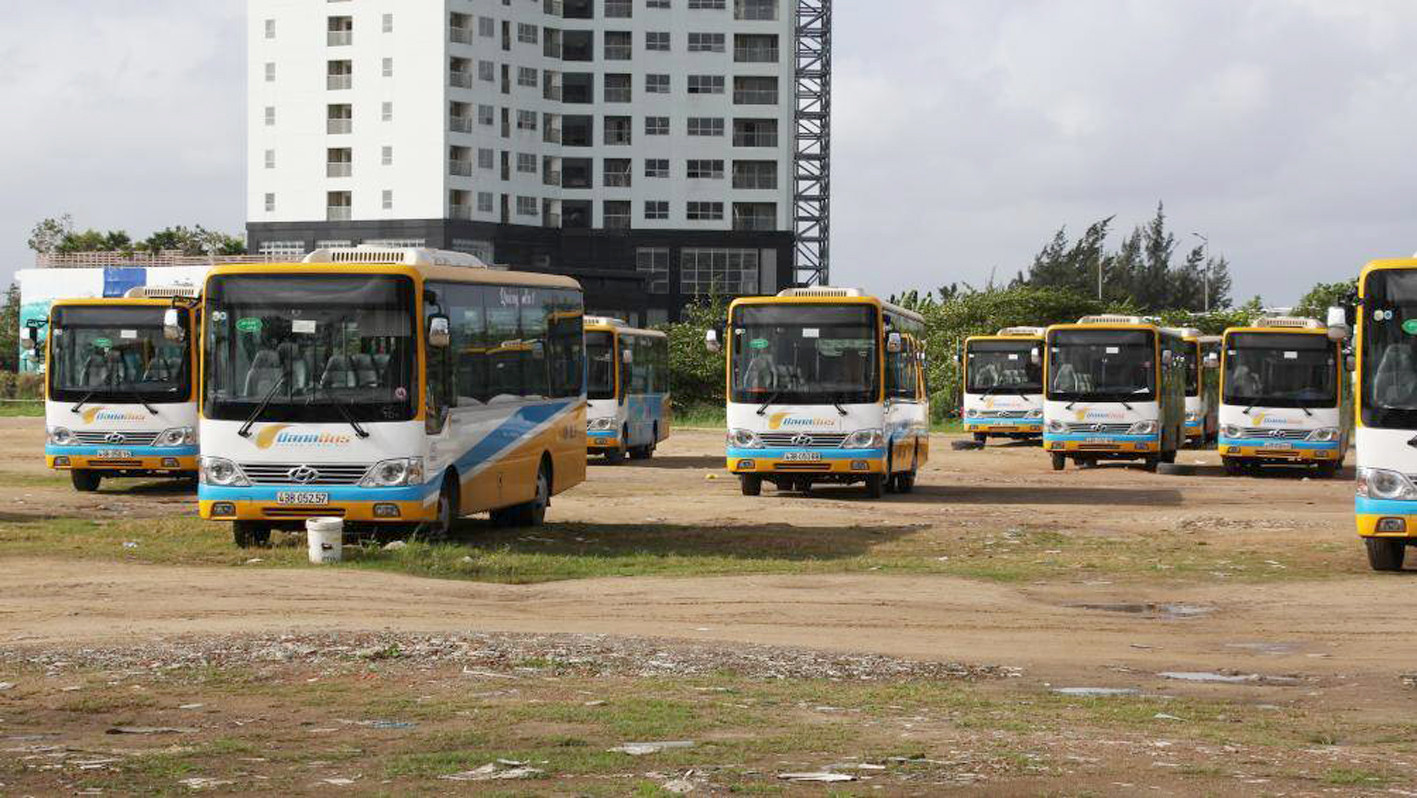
left=793, top=0, right=831, bottom=287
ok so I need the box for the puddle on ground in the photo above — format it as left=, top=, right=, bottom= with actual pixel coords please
left=1068, top=602, right=1215, bottom=620
left=1223, top=642, right=1298, bottom=655
left=1158, top=671, right=1301, bottom=686
left=1052, top=687, right=1140, bottom=697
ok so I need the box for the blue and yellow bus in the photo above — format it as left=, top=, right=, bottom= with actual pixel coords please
left=194, top=247, right=587, bottom=547
left=585, top=316, right=671, bottom=462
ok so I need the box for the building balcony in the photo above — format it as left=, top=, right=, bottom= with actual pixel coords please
left=327, top=75, right=352, bottom=91
left=734, top=46, right=778, bottom=63
left=327, top=31, right=352, bottom=46
left=543, top=0, right=563, bottom=16
left=733, top=90, right=779, bottom=105
left=603, top=45, right=632, bottom=61
left=450, top=205, right=474, bottom=221
left=327, top=207, right=352, bottom=222
left=450, top=116, right=474, bottom=134
left=543, top=85, right=562, bottom=101
left=327, top=119, right=352, bottom=135
left=543, top=41, right=562, bottom=59
left=543, top=212, right=561, bottom=228
left=450, top=71, right=474, bottom=89
left=450, top=160, right=474, bottom=177
left=327, top=163, right=352, bottom=178
left=542, top=170, right=561, bottom=186
left=450, top=28, right=474, bottom=44
left=543, top=128, right=562, bottom=144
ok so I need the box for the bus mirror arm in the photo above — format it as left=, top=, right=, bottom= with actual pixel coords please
left=428, top=315, right=451, bottom=348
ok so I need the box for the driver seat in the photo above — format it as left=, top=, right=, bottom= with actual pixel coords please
left=244, top=349, right=283, bottom=396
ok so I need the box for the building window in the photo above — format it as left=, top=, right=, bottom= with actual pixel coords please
left=733, top=118, right=778, bottom=147
left=647, top=0, right=671, bottom=7
left=478, top=191, right=494, bottom=212
left=687, top=74, right=725, bottom=95
left=688, top=32, right=725, bottom=52
left=604, top=116, right=632, bottom=145
left=644, top=201, right=669, bottom=221
left=734, top=33, right=778, bottom=62
left=265, top=62, right=276, bottom=82
left=605, top=0, right=633, bottom=17
left=681, top=248, right=759, bottom=294
left=604, top=158, right=632, bottom=187
left=733, top=202, right=776, bottom=230
left=264, top=106, right=276, bottom=126
left=645, top=116, right=669, bottom=135
left=604, top=31, right=632, bottom=60
left=517, top=196, right=538, bottom=216
left=517, top=109, right=538, bottom=130
left=686, top=201, right=725, bottom=221
left=604, top=74, right=632, bottom=102
left=478, top=60, right=495, bottom=81
left=327, top=191, right=352, bottom=222
left=382, top=146, right=394, bottom=166
left=259, top=241, right=304, bottom=257
left=646, top=31, right=671, bottom=51
left=735, top=0, right=778, bottom=21
left=517, top=153, right=538, bottom=173
left=479, top=16, right=495, bottom=37
left=264, top=149, right=276, bottom=169
left=734, top=75, right=778, bottom=104
left=263, top=19, right=276, bottom=39
left=264, top=193, right=276, bottom=213
left=478, top=104, right=495, bottom=126
left=687, top=159, right=724, bottom=179
left=603, top=200, right=631, bottom=229
left=518, top=66, right=538, bottom=87
left=645, top=158, right=669, bottom=178
left=637, top=247, right=670, bottom=294
left=517, top=23, right=538, bottom=44
left=382, top=57, right=393, bottom=77
left=382, top=13, right=393, bottom=32
left=732, top=160, right=777, bottom=189
left=689, top=0, right=726, bottom=7
left=327, top=59, right=351, bottom=90
left=327, top=15, right=353, bottom=46
left=687, top=117, right=724, bottom=137
left=327, top=103, right=352, bottom=134
left=327, top=147, right=352, bottom=178
left=645, top=73, right=670, bottom=94
left=382, top=190, right=394, bottom=211
left=382, top=101, right=393, bottom=121
left=478, top=148, right=494, bottom=169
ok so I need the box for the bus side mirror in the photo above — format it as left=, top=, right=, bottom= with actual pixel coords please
left=1346, top=353, right=1356, bottom=371
left=886, top=332, right=903, bottom=353
left=1327, top=306, right=1351, bottom=342
left=19, top=327, right=35, bottom=350
left=1030, top=347, right=1041, bottom=366
left=1204, top=353, right=1219, bottom=369
left=427, top=315, right=451, bottom=348
left=705, top=329, right=721, bottom=353
left=622, top=348, right=633, bottom=365
left=1161, top=350, right=1174, bottom=367
left=163, top=308, right=185, bottom=342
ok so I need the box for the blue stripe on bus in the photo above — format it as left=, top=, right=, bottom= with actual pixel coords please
left=448, top=399, right=577, bottom=478
left=1218, top=437, right=1337, bottom=450
left=46, top=444, right=199, bottom=457
left=1043, top=433, right=1159, bottom=443
left=1356, top=496, right=1417, bottom=516
left=199, top=483, right=431, bottom=503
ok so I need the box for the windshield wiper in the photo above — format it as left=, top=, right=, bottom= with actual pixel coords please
left=70, top=390, right=98, bottom=414
left=1120, top=400, right=1133, bottom=411
left=239, top=375, right=287, bottom=438
left=306, top=381, right=370, bottom=439
left=1300, top=406, right=1314, bottom=417
left=832, top=401, right=848, bottom=416
left=756, top=391, right=782, bottom=416
left=126, top=390, right=158, bottom=415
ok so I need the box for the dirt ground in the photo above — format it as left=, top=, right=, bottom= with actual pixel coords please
left=3, top=417, right=1416, bottom=795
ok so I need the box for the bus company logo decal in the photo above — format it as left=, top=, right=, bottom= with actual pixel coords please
left=768, top=412, right=839, bottom=430
left=81, top=407, right=150, bottom=424
left=1249, top=412, right=1297, bottom=426
left=1071, top=408, right=1126, bottom=422
left=255, top=424, right=355, bottom=450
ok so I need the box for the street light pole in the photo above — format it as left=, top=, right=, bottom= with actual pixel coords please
left=1192, top=232, right=1210, bottom=313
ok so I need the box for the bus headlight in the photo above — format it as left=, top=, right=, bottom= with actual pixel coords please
left=360, top=457, right=424, bottom=488
left=199, top=456, right=249, bottom=487
left=1025, top=409, right=1044, bottom=419
left=842, top=428, right=885, bottom=449
left=1306, top=427, right=1339, bottom=442
left=964, top=408, right=979, bottom=419
left=1127, top=420, right=1158, bottom=435
left=1046, top=419, right=1066, bottom=433
left=154, top=427, right=195, bottom=447
left=727, top=428, right=763, bottom=449
left=587, top=417, right=616, bottom=432
left=1221, top=424, right=1241, bottom=438
left=47, top=426, right=75, bottom=446
left=1358, top=467, right=1417, bottom=500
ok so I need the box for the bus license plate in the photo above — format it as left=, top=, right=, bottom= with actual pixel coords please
left=277, top=492, right=329, bottom=506
left=1262, top=441, right=1289, bottom=449
left=782, top=452, right=822, bottom=462
left=96, top=449, right=132, bottom=458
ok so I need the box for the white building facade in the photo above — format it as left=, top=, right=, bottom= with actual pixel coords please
left=247, top=0, right=806, bottom=324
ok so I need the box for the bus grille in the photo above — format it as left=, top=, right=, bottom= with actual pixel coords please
left=74, top=431, right=161, bottom=446
left=88, top=459, right=144, bottom=468
left=1236, top=427, right=1309, bottom=440
left=774, top=462, right=832, bottom=472
left=262, top=507, right=348, bottom=519
left=1063, top=423, right=1132, bottom=434
left=974, top=410, right=1032, bottom=419
left=240, top=463, right=371, bottom=486
left=759, top=432, right=848, bottom=448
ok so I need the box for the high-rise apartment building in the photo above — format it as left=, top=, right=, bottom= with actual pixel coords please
left=246, top=0, right=829, bottom=325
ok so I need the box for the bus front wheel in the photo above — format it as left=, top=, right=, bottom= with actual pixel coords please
left=973, top=433, right=988, bottom=444
left=1366, top=538, right=1406, bottom=572
left=71, top=469, right=101, bottom=492
left=1222, top=457, right=1242, bottom=476
left=740, top=475, right=763, bottom=496
left=865, top=474, right=886, bottom=499
left=427, top=474, right=460, bottom=540
left=1050, top=453, right=1066, bottom=471
left=893, top=472, right=916, bottom=493
left=233, top=522, right=271, bottom=549
left=1142, top=456, right=1160, bottom=473
left=1316, top=461, right=1339, bottom=479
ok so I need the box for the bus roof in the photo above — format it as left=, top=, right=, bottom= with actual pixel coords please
left=730, top=288, right=925, bottom=325
left=584, top=317, right=666, bottom=338
left=205, top=247, right=581, bottom=292
left=49, top=296, right=192, bottom=309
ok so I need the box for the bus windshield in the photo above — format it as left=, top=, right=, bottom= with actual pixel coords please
left=1224, top=332, right=1336, bottom=409
left=966, top=340, right=1041, bottom=395
left=1361, top=268, right=1417, bottom=429
left=1048, top=329, right=1156, bottom=402
left=49, top=305, right=192, bottom=403
left=586, top=331, right=616, bottom=401
left=1186, top=341, right=1201, bottom=397
left=203, top=274, right=417, bottom=423
left=730, top=304, right=879, bottom=405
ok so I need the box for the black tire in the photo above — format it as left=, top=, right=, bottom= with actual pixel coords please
left=1160, top=449, right=1177, bottom=465
left=865, top=474, right=886, bottom=499
left=1366, top=538, right=1406, bottom=572
left=973, top=433, right=988, bottom=444
left=71, top=469, right=101, bottom=492
left=1222, top=457, right=1242, bottom=476
left=1316, top=461, right=1339, bottom=479
left=794, top=477, right=812, bottom=494
left=1051, top=453, right=1066, bottom=471
left=504, top=460, right=551, bottom=527
left=740, top=474, right=762, bottom=496
left=895, top=472, right=916, bottom=494
left=1142, top=456, right=1160, bottom=473
left=425, top=473, right=460, bottom=541
left=233, top=521, right=271, bottom=548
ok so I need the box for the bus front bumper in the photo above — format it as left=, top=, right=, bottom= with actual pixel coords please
left=1218, top=438, right=1338, bottom=462
left=199, top=484, right=438, bottom=524
left=1357, top=497, right=1417, bottom=539
left=727, top=447, right=886, bottom=475
left=46, top=445, right=198, bottom=475
left=1043, top=434, right=1160, bottom=454
left=1185, top=422, right=1204, bottom=439
left=586, top=433, right=621, bottom=454
left=964, top=420, right=1042, bottom=435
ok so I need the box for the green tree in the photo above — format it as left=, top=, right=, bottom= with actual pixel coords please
left=0, top=283, right=19, bottom=372
left=27, top=215, right=74, bottom=254
left=661, top=294, right=731, bottom=412
left=1294, top=279, right=1357, bottom=321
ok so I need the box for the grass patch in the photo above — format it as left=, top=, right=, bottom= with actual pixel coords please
left=0, top=401, right=44, bottom=417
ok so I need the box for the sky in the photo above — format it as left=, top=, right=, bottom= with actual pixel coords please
left=3, top=0, right=1417, bottom=306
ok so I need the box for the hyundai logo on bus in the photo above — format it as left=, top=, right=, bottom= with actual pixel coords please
left=105, top=432, right=127, bottom=445
left=791, top=434, right=814, bottom=447
left=287, top=466, right=321, bottom=484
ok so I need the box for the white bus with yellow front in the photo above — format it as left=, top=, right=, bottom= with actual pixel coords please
left=194, top=247, right=587, bottom=547
left=585, top=316, right=671, bottom=462
left=1164, top=327, right=1219, bottom=445
left=1216, top=316, right=1350, bottom=478
left=707, top=288, right=930, bottom=498
left=1043, top=316, right=1187, bottom=472
left=37, top=287, right=201, bottom=491
left=961, top=327, right=1045, bottom=443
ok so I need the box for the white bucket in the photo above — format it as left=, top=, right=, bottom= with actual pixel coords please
left=306, top=517, right=344, bottom=565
